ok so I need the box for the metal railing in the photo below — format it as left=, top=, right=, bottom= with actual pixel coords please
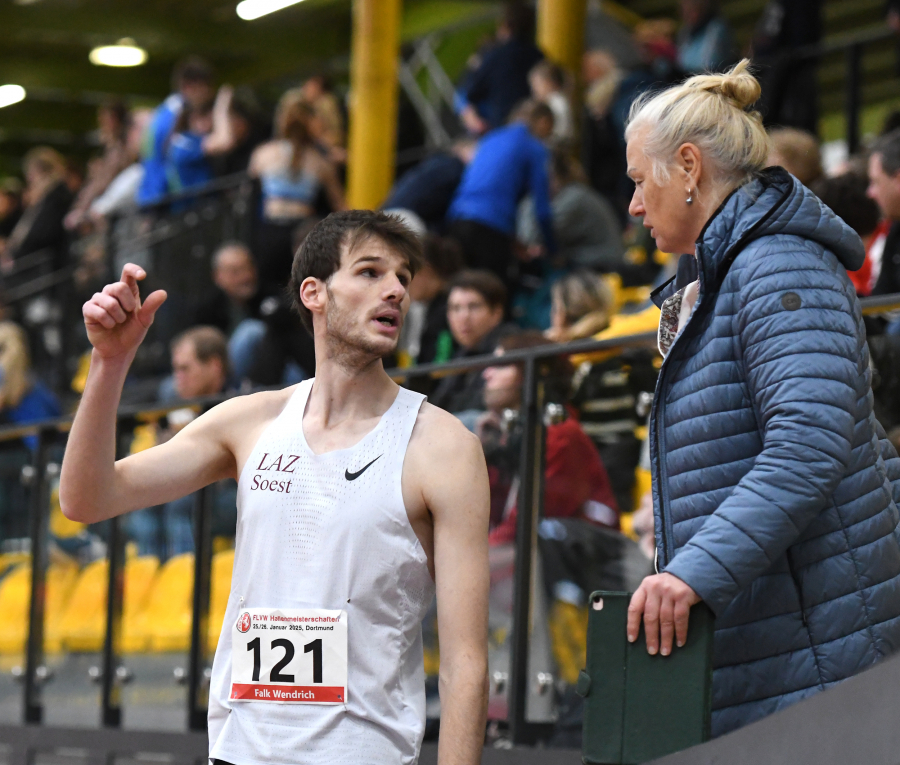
left=792, top=26, right=896, bottom=153
left=0, top=292, right=894, bottom=756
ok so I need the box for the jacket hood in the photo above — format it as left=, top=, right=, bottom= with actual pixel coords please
left=696, top=167, right=865, bottom=289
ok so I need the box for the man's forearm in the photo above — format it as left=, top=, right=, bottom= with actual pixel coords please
left=59, top=351, right=132, bottom=522
left=437, top=664, right=488, bottom=765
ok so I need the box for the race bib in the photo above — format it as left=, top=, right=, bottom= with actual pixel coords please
left=230, top=607, right=348, bottom=704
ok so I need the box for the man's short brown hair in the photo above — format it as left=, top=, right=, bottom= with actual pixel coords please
left=448, top=269, right=507, bottom=310
left=289, top=210, right=423, bottom=332
left=171, top=326, right=229, bottom=370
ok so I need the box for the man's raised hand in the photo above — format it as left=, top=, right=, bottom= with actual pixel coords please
left=83, top=264, right=167, bottom=360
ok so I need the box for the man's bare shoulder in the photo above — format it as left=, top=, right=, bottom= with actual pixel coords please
left=195, top=385, right=298, bottom=439
left=408, top=401, right=483, bottom=465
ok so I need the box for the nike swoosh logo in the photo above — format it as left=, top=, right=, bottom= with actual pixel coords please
left=345, top=455, right=382, bottom=481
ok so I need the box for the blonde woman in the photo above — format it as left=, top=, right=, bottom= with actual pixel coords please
left=623, top=60, right=900, bottom=735
left=0, top=322, right=60, bottom=442
left=249, top=90, right=346, bottom=287
left=547, top=271, right=656, bottom=515
left=4, top=148, right=72, bottom=272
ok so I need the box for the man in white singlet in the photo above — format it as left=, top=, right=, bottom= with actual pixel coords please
left=60, top=211, right=490, bottom=765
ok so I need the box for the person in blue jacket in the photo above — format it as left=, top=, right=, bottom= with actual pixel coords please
left=447, top=100, right=555, bottom=296
left=137, top=57, right=215, bottom=206
left=165, top=86, right=235, bottom=197
left=622, top=60, right=900, bottom=736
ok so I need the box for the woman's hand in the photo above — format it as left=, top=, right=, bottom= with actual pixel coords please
left=627, top=572, right=700, bottom=656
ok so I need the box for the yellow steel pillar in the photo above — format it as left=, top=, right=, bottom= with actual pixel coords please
left=347, top=0, right=402, bottom=210
left=537, top=0, right=588, bottom=83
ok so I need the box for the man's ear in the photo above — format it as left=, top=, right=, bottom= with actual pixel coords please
left=299, top=277, right=327, bottom=322
left=489, top=304, right=504, bottom=326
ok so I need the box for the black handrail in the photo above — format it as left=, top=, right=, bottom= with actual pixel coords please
left=788, top=24, right=896, bottom=154
left=135, top=171, right=253, bottom=212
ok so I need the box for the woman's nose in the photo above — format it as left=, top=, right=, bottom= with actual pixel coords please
left=629, top=191, right=644, bottom=218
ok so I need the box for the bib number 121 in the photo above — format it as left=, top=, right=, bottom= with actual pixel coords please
left=230, top=608, right=347, bottom=704
left=246, top=636, right=322, bottom=683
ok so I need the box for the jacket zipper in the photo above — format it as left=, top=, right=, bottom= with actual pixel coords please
left=653, top=248, right=706, bottom=568
left=653, top=363, right=674, bottom=568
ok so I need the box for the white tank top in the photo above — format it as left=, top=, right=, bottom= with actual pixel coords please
left=208, top=380, right=434, bottom=765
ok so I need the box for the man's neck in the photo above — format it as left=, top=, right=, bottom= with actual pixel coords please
left=308, top=345, right=398, bottom=428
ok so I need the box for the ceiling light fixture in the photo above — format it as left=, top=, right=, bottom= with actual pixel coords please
left=89, top=38, right=148, bottom=67
left=0, top=85, right=26, bottom=109
left=236, top=0, right=305, bottom=21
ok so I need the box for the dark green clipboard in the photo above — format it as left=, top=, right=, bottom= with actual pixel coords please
left=576, top=590, right=715, bottom=764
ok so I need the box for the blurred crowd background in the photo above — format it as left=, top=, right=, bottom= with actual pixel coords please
left=1, top=0, right=900, bottom=737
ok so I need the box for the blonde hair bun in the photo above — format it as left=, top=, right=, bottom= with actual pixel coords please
left=687, top=59, right=761, bottom=112
left=624, top=58, right=770, bottom=189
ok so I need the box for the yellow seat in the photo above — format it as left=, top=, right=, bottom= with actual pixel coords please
left=207, top=548, right=235, bottom=653
left=141, top=553, right=195, bottom=652
left=548, top=599, right=589, bottom=685
left=0, top=560, right=79, bottom=655
left=57, top=555, right=161, bottom=653
left=121, top=555, right=162, bottom=653
left=56, top=559, right=107, bottom=651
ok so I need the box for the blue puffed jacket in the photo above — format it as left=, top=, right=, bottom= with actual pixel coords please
left=650, top=168, right=900, bottom=736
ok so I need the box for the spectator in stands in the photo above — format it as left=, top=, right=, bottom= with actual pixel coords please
left=477, top=332, right=619, bottom=545
left=2, top=147, right=73, bottom=273
left=430, top=270, right=518, bottom=418
left=455, top=1, right=544, bottom=134
left=546, top=270, right=614, bottom=343
left=582, top=23, right=683, bottom=219
left=194, top=242, right=264, bottom=379
left=0, top=179, right=22, bottom=242
left=301, top=74, right=345, bottom=162
left=382, top=139, right=476, bottom=230
left=0, top=322, right=61, bottom=437
left=401, top=234, right=465, bottom=369
left=192, top=241, right=311, bottom=387
left=547, top=271, right=658, bottom=512
left=88, top=109, right=153, bottom=220
left=250, top=90, right=346, bottom=288
left=210, top=87, right=268, bottom=177
left=166, top=85, right=237, bottom=195
left=528, top=61, right=572, bottom=141
left=813, top=172, right=880, bottom=296
left=581, top=49, right=628, bottom=213
left=676, top=0, right=735, bottom=74
left=138, top=56, right=215, bottom=206
left=519, top=148, right=625, bottom=273
left=867, top=129, right=900, bottom=309
left=170, top=326, right=229, bottom=402
left=751, top=0, right=822, bottom=134
left=767, top=127, right=823, bottom=187
left=515, top=149, right=625, bottom=328
left=132, top=327, right=232, bottom=558
left=447, top=100, right=555, bottom=292
left=64, top=100, right=131, bottom=230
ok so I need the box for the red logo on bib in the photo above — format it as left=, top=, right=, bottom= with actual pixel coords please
left=237, top=612, right=252, bottom=633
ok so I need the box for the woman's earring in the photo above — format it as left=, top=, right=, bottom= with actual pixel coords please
left=686, top=190, right=694, bottom=205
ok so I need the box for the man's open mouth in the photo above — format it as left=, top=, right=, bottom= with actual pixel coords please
left=374, top=315, right=397, bottom=327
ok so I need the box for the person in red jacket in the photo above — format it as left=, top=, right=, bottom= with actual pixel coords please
left=474, top=331, right=619, bottom=547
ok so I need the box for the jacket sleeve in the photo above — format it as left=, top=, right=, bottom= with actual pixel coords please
left=528, top=144, right=556, bottom=253
left=664, top=242, right=861, bottom=616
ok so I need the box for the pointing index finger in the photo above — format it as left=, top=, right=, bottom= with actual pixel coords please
left=120, top=264, right=146, bottom=301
